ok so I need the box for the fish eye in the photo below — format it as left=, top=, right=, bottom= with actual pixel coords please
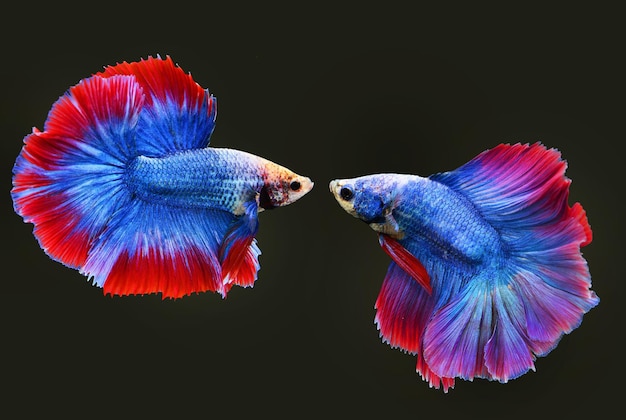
left=290, top=180, right=301, bottom=191
left=340, top=186, right=354, bottom=201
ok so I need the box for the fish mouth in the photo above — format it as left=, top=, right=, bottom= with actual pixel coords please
left=300, top=176, right=315, bottom=196
left=329, top=179, right=342, bottom=198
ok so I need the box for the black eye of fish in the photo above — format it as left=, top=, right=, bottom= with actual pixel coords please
left=340, top=186, right=354, bottom=201
left=290, top=180, right=301, bottom=191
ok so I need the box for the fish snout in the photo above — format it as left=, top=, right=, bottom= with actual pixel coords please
left=329, top=179, right=357, bottom=216
left=287, top=175, right=314, bottom=205
left=302, top=176, right=315, bottom=195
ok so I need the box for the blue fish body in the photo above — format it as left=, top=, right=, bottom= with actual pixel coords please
left=127, top=149, right=275, bottom=211
left=394, top=176, right=500, bottom=262
left=330, top=143, right=598, bottom=391
left=12, top=56, right=314, bottom=298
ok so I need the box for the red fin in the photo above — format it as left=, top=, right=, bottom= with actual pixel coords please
left=379, top=234, right=432, bottom=294
left=98, top=55, right=211, bottom=112
left=220, top=236, right=260, bottom=291
left=97, top=55, right=216, bottom=155
left=375, top=262, right=453, bottom=391
left=422, top=278, right=495, bottom=382
left=80, top=203, right=261, bottom=299
left=430, top=143, right=591, bottom=245
left=218, top=201, right=261, bottom=295
left=571, top=202, right=592, bottom=247
left=12, top=75, right=144, bottom=269
left=417, top=354, right=456, bottom=393
left=44, top=74, right=143, bottom=140
left=103, top=246, right=222, bottom=299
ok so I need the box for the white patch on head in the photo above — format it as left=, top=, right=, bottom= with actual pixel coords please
left=329, top=174, right=419, bottom=238
left=286, top=175, right=314, bottom=205
left=329, top=179, right=357, bottom=216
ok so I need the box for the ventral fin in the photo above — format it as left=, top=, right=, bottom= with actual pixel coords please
left=379, top=234, right=432, bottom=294
left=219, top=198, right=261, bottom=294
left=375, top=262, right=454, bottom=392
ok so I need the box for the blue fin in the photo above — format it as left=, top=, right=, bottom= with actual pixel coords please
left=430, top=143, right=592, bottom=246
left=84, top=203, right=229, bottom=298
left=424, top=271, right=540, bottom=383
left=82, top=198, right=262, bottom=298
left=12, top=74, right=143, bottom=269
left=423, top=272, right=507, bottom=382
left=423, top=143, right=598, bottom=382
left=98, top=55, right=217, bottom=157
left=12, top=57, right=257, bottom=299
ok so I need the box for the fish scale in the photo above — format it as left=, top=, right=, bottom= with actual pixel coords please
left=126, top=148, right=265, bottom=211
left=396, top=176, right=502, bottom=264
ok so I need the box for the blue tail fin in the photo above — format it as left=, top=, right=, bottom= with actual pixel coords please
left=423, top=143, right=598, bottom=382
left=11, top=56, right=260, bottom=298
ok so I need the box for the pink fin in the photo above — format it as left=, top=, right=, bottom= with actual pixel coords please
left=571, top=202, right=592, bottom=247
left=423, top=280, right=494, bottom=381
left=424, top=280, right=537, bottom=383
left=423, top=268, right=599, bottom=383
left=375, top=263, right=454, bottom=391
left=513, top=269, right=599, bottom=350
left=483, top=284, right=537, bottom=382
left=431, top=142, right=592, bottom=250
left=417, top=354, right=456, bottom=393
left=379, top=235, right=431, bottom=294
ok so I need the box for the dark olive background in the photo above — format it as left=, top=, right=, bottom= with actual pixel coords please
left=2, top=3, right=622, bottom=418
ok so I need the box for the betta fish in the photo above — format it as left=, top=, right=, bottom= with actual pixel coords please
left=11, top=55, right=313, bottom=299
left=329, top=143, right=598, bottom=391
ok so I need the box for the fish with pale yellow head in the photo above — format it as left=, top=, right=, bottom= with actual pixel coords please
left=329, top=143, right=598, bottom=393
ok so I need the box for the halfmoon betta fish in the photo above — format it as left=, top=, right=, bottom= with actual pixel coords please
left=11, top=56, right=313, bottom=299
left=329, top=143, right=598, bottom=391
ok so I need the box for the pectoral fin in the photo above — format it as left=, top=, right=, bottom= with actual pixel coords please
left=369, top=207, right=404, bottom=239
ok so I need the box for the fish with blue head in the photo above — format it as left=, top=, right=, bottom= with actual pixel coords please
left=11, top=56, right=314, bottom=299
left=330, top=143, right=598, bottom=392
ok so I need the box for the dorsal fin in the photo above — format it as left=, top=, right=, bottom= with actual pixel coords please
left=98, top=55, right=217, bottom=156
left=430, top=143, right=592, bottom=248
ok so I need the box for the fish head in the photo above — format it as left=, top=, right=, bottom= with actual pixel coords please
left=259, top=162, right=314, bottom=210
left=329, top=174, right=407, bottom=237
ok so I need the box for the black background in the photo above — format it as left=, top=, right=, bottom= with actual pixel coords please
left=2, top=3, right=623, bottom=418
